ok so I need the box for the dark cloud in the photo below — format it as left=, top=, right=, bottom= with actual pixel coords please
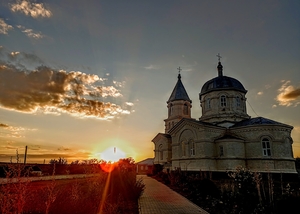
left=0, top=60, right=132, bottom=119
left=8, top=51, right=44, bottom=65
left=276, top=81, right=300, bottom=107
left=58, top=147, right=71, bottom=151
left=0, top=123, right=9, bottom=128
left=282, top=88, right=300, bottom=99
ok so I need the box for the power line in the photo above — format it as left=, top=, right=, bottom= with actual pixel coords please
left=247, top=100, right=259, bottom=117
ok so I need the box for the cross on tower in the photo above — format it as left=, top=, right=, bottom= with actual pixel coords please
left=177, top=66, right=182, bottom=74
left=216, top=53, right=222, bottom=62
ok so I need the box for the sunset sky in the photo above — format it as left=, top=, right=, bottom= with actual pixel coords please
left=0, top=0, right=299, bottom=163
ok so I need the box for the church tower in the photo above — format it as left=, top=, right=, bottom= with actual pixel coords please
left=199, top=58, right=250, bottom=126
left=164, top=68, right=192, bottom=133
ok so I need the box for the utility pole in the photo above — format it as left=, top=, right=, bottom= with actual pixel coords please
left=24, top=145, right=27, bottom=165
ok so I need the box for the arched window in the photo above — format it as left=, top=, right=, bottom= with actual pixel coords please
left=190, top=140, right=195, bottom=156
left=236, top=96, right=241, bottom=107
left=219, top=145, right=224, bottom=156
left=206, top=98, right=211, bottom=109
left=169, top=104, right=173, bottom=116
left=159, top=145, right=163, bottom=160
left=262, top=138, right=271, bottom=156
left=183, top=103, right=188, bottom=115
left=182, top=141, right=186, bottom=156
left=220, top=95, right=226, bottom=107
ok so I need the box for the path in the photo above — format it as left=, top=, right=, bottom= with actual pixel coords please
left=138, top=175, right=209, bottom=214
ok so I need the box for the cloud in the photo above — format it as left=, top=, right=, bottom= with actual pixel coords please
left=10, top=0, right=52, bottom=18
left=0, top=123, right=9, bottom=128
left=113, top=80, right=124, bottom=88
left=8, top=50, right=44, bottom=65
left=144, top=65, right=158, bottom=70
left=17, top=25, right=44, bottom=39
left=125, top=102, right=134, bottom=106
left=89, top=86, right=122, bottom=98
left=58, top=146, right=71, bottom=151
left=0, top=58, right=133, bottom=120
left=0, top=122, right=36, bottom=138
left=257, top=91, right=263, bottom=95
left=276, top=80, right=300, bottom=107
left=265, top=84, right=271, bottom=89
left=0, top=18, right=13, bottom=34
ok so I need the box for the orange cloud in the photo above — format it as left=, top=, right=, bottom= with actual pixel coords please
left=0, top=123, right=36, bottom=138
left=0, top=18, right=13, bottom=34
left=16, top=25, right=44, bottom=39
left=276, top=80, right=300, bottom=107
left=10, top=0, right=52, bottom=18
left=0, top=62, right=132, bottom=120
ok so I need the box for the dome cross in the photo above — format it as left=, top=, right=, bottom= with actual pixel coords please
left=216, top=53, right=222, bottom=62
left=177, top=66, right=182, bottom=74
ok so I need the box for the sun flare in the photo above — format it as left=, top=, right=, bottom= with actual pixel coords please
left=100, top=147, right=125, bottom=162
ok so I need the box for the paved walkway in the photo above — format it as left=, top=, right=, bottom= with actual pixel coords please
left=138, top=175, right=209, bottom=214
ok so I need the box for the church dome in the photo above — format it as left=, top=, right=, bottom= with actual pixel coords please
left=200, top=62, right=247, bottom=96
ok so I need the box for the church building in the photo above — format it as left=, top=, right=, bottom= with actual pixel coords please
left=152, top=59, right=296, bottom=174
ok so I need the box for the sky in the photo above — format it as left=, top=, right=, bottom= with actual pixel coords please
left=0, top=0, right=299, bottom=164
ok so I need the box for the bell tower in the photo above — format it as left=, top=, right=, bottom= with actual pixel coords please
left=164, top=67, right=192, bottom=133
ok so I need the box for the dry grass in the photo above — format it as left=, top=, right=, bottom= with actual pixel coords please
left=0, top=161, right=144, bottom=214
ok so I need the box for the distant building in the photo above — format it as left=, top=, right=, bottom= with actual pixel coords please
left=136, top=158, right=154, bottom=175
left=152, top=60, right=296, bottom=174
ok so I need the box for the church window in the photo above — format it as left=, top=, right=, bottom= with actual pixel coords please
left=190, top=140, right=195, bottom=156
left=262, top=138, right=271, bottom=156
left=219, top=145, right=224, bottom=156
left=141, top=166, right=144, bottom=170
left=182, top=141, right=186, bottom=156
left=183, top=103, right=188, bottom=115
left=169, top=104, right=173, bottom=116
left=220, top=95, right=226, bottom=107
left=236, top=96, right=241, bottom=107
left=207, top=98, right=211, bottom=109
left=159, top=145, right=163, bottom=160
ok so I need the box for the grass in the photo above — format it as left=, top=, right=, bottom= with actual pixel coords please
left=0, top=159, right=145, bottom=214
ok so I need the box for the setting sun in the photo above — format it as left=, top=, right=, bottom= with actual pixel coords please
left=100, top=147, right=125, bottom=162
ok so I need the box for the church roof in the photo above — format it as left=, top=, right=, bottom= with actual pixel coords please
left=152, top=133, right=171, bottom=142
left=136, top=158, right=154, bottom=165
left=231, top=117, right=293, bottom=128
left=200, top=62, right=247, bottom=96
left=167, top=73, right=191, bottom=103
left=168, top=118, right=225, bottom=134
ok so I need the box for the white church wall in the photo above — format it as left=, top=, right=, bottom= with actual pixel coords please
left=216, top=159, right=245, bottom=171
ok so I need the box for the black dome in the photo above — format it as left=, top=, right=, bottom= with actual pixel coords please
left=200, top=61, right=247, bottom=96
left=200, top=75, right=247, bottom=96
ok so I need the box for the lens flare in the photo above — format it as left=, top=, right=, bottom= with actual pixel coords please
left=100, top=147, right=125, bottom=162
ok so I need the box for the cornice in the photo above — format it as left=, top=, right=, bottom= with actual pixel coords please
left=230, top=126, right=292, bottom=133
